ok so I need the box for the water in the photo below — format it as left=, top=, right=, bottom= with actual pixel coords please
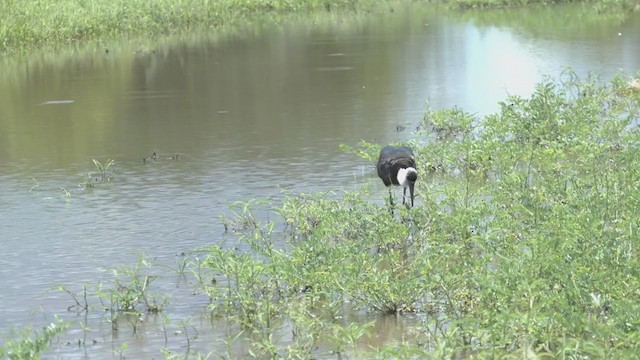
left=0, top=4, right=639, bottom=357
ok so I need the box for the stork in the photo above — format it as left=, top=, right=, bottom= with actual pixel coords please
left=377, top=146, right=418, bottom=207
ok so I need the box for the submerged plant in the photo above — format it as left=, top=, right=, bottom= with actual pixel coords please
left=92, top=158, right=115, bottom=181
left=95, top=255, right=167, bottom=333
left=28, top=178, right=39, bottom=192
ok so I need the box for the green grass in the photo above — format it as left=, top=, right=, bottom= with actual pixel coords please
left=448, top=0, right=637, bottom=10
left=0, top=0, right=383, bottom=54
left=1, top=0, right=637, bottom=54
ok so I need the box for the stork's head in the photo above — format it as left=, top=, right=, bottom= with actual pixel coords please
left=397, top=167, right=418, bottom=206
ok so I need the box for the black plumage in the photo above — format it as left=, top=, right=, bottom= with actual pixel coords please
left=377, top=146, right=417, bottom=207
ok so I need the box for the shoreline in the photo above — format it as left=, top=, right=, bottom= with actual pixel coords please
left=1, top=0, right=636, bottom=55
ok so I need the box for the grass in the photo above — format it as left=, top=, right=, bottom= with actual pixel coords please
left=0, top=0, right=384, bottom=54
left=1, top=0, right=637, bottom=54
left=448, top=0, right=638, bottom=10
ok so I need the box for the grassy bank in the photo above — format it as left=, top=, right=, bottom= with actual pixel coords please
left=1, top=0, right=637, bottom=54
left=448, top=0, right=638, bottom=11
left=0, top=0, right=383, bottom=54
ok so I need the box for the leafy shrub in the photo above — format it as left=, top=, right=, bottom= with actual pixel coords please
left=201, top=72, right=640, bottom=357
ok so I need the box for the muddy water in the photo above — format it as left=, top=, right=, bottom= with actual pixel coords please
left=0, top=4, right=639, bottom=358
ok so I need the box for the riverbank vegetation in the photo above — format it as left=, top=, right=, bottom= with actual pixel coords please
left=0, top=318, right=68, bottom=360
left=2, top=72, right=640, bottom=357
left=449, top=0, right=638, bottom=11
left=1, top=0, right=638, bottom=54
left=200, top=72, right=640, bottom=358
left=0, top=0, right=384, bottom=54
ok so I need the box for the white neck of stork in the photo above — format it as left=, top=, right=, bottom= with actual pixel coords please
left=397, top=167, right=417, bottom=188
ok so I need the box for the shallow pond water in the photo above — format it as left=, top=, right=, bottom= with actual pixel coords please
left=0, top=4, right=639, bottom=358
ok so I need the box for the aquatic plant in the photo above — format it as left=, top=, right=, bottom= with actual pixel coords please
left=58, top=285, right=89, bottom=313
left=58, top=254, right=168, bottom=336
left=80, top=158, right=115, bottom=190
left=34, top=72, right=640, bottom=358
left=196, top=72, right=640, bottom=357
left=0, top=317, right=68, bottom=360
left=161, top=348, right=212, bottom=360
left=98, top=255, right=166, bottom=316
left=28, top=178, right=39, bottom=192
left=91, top=158, right=115, bottom=181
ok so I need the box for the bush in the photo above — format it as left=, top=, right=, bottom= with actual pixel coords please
left=201, top=72, right=640, bottom=357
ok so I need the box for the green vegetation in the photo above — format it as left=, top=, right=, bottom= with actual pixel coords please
left=0, top=317, right=68, bottom=360
left=4, top=72, right=640, bottom=358
left=99, top=255, right=166, bottom=315
left=200, top=72, right=640, bottom=357
left=455, top=3, right=632, bottom=38
left=92, top=158, right=115, bottom=181
left=57, top=255, right=165, bottom=341
left=1, top=0, right=637, bottom=54
left=449, top=0, right=638, bottom=11
left=0, top=0, right=383, bottom=54
left=1, top=1, right=638, bottom=358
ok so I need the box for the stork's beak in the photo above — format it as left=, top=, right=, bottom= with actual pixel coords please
left=409, top=182, right=415, bottom=207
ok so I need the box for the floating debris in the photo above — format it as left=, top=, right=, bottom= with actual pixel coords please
left=315, top=66, right=353, bottom=71
left=125, top=90, right=179, bottom=100
left=143, top=152, right=158, bottom=163
left=143, top=152, right=180, bottom=164
left=40, top=100, right=74, bottom=105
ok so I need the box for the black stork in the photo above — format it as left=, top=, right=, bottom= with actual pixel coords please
left=377, top=146, right=418, bottom=207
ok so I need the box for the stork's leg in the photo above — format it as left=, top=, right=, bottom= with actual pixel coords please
left=402, top=187, right=407, bottom=205
left=388, top=188, right=395, bottom=216
left=388, top=188, right=394, bottom=207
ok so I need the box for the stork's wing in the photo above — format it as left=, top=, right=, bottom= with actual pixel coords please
left=377, top=146, right=416, bottom=186
left=377, top=158, right=394, bottom=186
